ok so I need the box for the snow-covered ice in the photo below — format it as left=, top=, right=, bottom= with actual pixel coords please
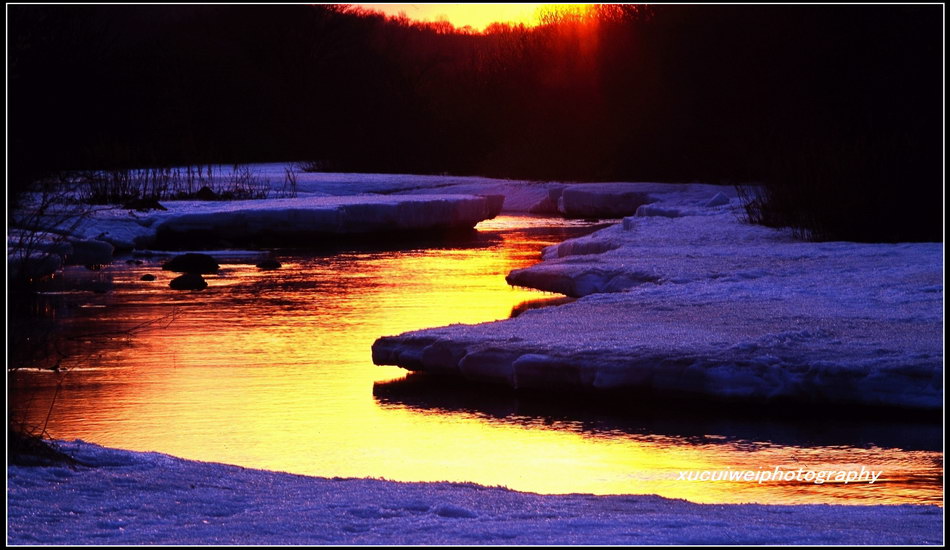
left=58, top=194, right=504, bottom=250
left=12, top=165, right=732, bottom=254
left=7, top=441, right=942, bottom=545
left=374, top=185, right=943, bottom=410
left=7, top=229, right=114, bottom=275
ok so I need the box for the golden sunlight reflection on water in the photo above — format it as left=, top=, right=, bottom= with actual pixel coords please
left=10, top=216, right=942, bottom=506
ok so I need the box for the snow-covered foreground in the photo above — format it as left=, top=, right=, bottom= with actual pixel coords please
left=7, top=441, right=942, bottom=545
left=374, top=186, right=943, bottom=410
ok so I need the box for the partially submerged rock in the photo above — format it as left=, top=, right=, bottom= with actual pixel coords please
left=162, top=253, right=219, bottom=274
left=169, top=273, right=208, bottom=290
left=256, top=259, right=282, bottom=270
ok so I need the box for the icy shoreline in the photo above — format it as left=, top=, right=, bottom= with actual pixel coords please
left=61, top=193, right=505, bottom=250
left=7, top=441, right=942, bottom=545
left=11, top=165, right=729, bottom=254
left=374, top=187, right=943, bottom=410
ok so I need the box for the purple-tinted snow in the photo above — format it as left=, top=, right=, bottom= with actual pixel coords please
left=6, top=441, right=942, bottom=545
left=374, top=187, right=943, bottom=410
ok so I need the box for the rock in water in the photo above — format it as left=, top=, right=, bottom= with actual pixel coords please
left=140, top=274, right=156, bottom=281
left=169, top=273, right=207, bottom=290
left=256, top=259, right=281, bottom=270
left=162, top=253, right=219, bottom=274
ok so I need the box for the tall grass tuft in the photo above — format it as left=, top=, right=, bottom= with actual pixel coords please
left=68, top=163, right=302, bottom=205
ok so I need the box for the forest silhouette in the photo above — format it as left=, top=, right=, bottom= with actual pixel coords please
left=9, top=4, right=942, bottom=241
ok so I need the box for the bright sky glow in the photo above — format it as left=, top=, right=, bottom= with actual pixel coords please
left=355, top=3, right=590, bottom=31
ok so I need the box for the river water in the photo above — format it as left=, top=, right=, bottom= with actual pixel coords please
left=9, top=215, right=942, bottom=505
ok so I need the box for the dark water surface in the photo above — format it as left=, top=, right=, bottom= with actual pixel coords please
left=10, top=216, right=942, bottom=505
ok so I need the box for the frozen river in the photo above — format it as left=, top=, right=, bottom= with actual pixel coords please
left=10, top=215, right=942, bottom=506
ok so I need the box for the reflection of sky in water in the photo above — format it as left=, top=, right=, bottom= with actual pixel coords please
left=11, top=216, right=942, bottom=506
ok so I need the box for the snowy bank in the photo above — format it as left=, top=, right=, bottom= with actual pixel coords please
left=11, top=165, right=732, bottom=272
left=204, top=165, right=724, bottom=216
left=374, top=186, right=943, bottom=410
left=60, top=179, right=731, bottom=250
left=398, top=180, right=734, bottom=217
left=60, top=194, right=504, bottom=250
left=7, top=441, right=941, bottom=545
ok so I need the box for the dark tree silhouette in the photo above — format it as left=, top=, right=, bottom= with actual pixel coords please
left=9, top=4, right=942, bottom=241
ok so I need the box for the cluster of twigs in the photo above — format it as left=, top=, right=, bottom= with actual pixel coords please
left=63, top=163, right=300, bottom=205
left=9, top=306, right=182, bottom=465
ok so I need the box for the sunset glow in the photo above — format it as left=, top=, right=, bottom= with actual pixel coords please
left=11, top=217, right=942, bottom=506
left=356, top=3, right=594, bottom=31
